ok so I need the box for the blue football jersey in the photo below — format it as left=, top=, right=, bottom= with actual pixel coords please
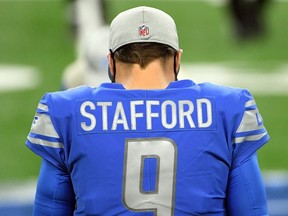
left=26, top=80, right=269, bottom=215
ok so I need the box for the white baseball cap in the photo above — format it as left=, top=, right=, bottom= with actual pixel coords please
left=109, top=6, right=179, bottom=52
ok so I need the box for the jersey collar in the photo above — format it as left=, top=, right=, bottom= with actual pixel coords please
left=99, top=79, right=196, bottom=90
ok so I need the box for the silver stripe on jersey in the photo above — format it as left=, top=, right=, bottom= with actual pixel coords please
left=245, top=99, right=256, bottom=107
left=37, top=103, right=48, bottom=111
left=233, top=132, right=267, bottom=144
left=236, top=99, right=264, bottom=133
left=27, top=136, right=64, bottom=148
left=31, top=113, right=60, bottom=138
left=236, top=109, right=264, bottom=133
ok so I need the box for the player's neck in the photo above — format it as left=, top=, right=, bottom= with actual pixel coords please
left=116, top=60, right=174, bottom=90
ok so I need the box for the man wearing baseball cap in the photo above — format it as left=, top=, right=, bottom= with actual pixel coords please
left=107, top=6, right=181, bottom=85
left=26, top=6, right=269, bottom=215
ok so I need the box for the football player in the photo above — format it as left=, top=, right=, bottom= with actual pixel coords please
left=26, top=6, right=269, bottom=215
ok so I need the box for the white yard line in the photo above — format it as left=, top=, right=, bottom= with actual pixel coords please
left=0, top=179, right=36, bottom=205
left=179, top=63, right=288, bottom=95
left=0, top=65, right=40, bottom=93
left=1, top=63, right=288, bottom=95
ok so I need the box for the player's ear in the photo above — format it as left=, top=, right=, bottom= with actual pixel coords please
left=107, top=53, right=114, bottom=76
left=175, top=49, right=183, bottom=73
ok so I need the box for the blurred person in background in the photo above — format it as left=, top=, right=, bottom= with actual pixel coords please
left=228, top=0, right=269, bottom=40
left=62, top=0, right=109, bottom=89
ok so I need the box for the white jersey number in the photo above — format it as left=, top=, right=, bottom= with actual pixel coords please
left=123, top=138, right=177, bottom=216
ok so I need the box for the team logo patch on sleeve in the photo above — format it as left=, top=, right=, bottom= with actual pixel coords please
left=27, top=102, right=63, bottom=148
left=234, top=99, right=267, bottom=144
left=30, top=113, right=59, bottom=138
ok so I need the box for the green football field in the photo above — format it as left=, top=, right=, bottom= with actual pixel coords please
left=0, top=0, right=287, bottom=181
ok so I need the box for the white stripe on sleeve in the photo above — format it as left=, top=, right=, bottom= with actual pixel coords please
left=27, top=136, right=64, bottom=149
left=233, top=132, right=267, bottom=144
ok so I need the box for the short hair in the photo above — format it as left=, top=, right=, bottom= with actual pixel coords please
left=113, top=43, right=177, bottom=69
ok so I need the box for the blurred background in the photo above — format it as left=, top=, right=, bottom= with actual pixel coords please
left=0, top=0, right=287, bottom=215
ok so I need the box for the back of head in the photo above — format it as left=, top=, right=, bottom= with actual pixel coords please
left=113, top=43, right=177, bottom=70
left=109, top=6, right=179, bottom=70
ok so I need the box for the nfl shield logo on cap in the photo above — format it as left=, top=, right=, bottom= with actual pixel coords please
left=138, top=25, right=149, bottom=37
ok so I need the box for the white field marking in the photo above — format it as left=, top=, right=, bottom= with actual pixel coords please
left=76, top=63, right=288, bottom=96
left=179, top=63, right=288, bottom=95
left=0, top=179, right=37, bottom=205
left=1, top=63, right=288, bottom=95
left=264, top=170, right=288, bottom=186
left=0, top=65, right=40, bottom=93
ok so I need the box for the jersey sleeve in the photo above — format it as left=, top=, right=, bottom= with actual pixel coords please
left=231, top=89, right=270, bottom=168
left=26, top=93, right=66, bottom=170
left=33, top=159, right=75, bottom=215
left=227, top=153, right=268, bottom=215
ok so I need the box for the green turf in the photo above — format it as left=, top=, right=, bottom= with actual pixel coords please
left=254, top=95, right=288, bottom=170
left=0, top=0, right=287, bottom=180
